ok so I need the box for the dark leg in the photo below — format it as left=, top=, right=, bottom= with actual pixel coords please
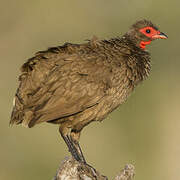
left=72, top=138, right=86, bottom=164
left=61, top=133, right=82, bottom=162
left=59, top=124, right=86, bottom=163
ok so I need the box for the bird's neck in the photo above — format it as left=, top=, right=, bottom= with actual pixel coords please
left=122, top=33, right=151, bottom=50
left=139, top=40, right=152, bottom=49
left=100, top=36, right=151, bottom=84
left=117, top=35, right=152, bottom=82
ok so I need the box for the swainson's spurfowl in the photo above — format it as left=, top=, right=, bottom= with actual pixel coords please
left=10, top=19, right=167, bottom=163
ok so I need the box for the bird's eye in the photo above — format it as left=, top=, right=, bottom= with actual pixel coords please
left=146, top=29, right=151, bottom=33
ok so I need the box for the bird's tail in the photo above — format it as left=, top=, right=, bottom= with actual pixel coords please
left=10, top=95, right=24, bottom=126
left=10, top=95, right=33, bottom=128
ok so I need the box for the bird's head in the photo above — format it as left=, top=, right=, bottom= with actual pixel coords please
left=126, top=19, right=168, bottom=50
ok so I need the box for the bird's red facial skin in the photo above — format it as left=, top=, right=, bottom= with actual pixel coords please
left=140, top=40, right=151, bottom=49
left=139, top=26, right=160, bottom=39
left=139, top=26, right=160, bottom=49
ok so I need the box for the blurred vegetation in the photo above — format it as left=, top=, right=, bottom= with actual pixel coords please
left=1, top=0, right=180, bottom=179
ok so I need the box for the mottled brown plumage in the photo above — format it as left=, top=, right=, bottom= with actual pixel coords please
left=10, top=19, right=167, bottom=162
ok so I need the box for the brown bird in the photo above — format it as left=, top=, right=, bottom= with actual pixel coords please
left=10, top=19, right=167, bottom=163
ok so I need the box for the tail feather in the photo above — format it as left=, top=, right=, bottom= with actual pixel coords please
left=10, top=96, right=24, bottom=126
left=10, top=95, right=34, bottom=128
left=10, top=107, right=24, bottom=126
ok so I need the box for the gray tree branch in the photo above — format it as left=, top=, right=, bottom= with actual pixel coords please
left=53, top=157, right=135, bottom=180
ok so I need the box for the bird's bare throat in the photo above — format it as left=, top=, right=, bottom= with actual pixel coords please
left=140, top=40, right=152, bottom=49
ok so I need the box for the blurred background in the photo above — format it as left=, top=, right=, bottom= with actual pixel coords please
left=1, top=0, right=180, bottom=179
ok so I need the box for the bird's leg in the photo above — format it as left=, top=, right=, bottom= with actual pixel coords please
left=60, top=124, right=97, bottom=177
left=61, top=133, right=82, bottom=162
left=71, top=130, right=98, bottom=176
left=70, top=130, right=86, bottom=164
left=59, top=123, right=85, bottom=163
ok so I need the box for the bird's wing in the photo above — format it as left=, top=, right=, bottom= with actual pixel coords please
left=11, top=47, right=111, bottom=127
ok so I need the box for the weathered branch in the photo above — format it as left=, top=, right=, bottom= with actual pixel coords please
left=53, top=157, right=135, bottom=180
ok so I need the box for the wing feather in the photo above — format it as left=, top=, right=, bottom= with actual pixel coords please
left=10, top=47, right=110, bottom=127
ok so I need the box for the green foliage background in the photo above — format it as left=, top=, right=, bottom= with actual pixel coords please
left=1, top=0, right=180, bottom=179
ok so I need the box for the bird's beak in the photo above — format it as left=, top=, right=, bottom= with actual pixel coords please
left=152, top=31, right=168, bottom=39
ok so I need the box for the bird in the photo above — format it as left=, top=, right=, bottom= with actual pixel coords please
left=10, top=19, right=167, bottom=163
